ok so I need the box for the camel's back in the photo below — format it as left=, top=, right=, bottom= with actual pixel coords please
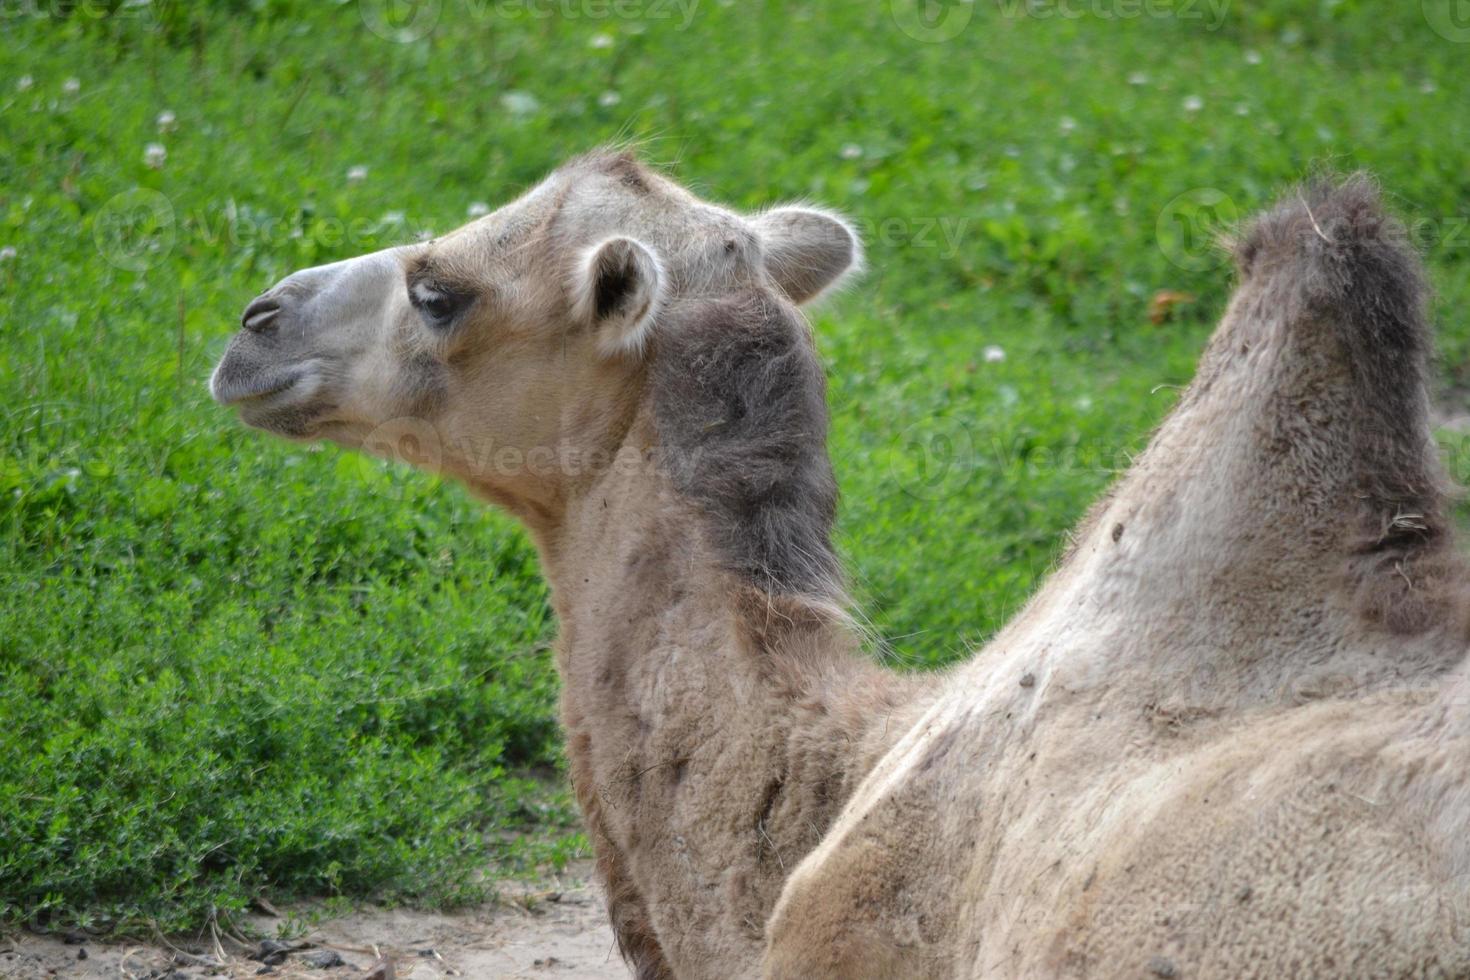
left=1030, top=700, right=1470, bottom=979
left=765, top=681, right=1470, bottom=980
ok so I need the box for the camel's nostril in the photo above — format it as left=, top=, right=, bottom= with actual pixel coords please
left=241, top=296, right=282, bottom=334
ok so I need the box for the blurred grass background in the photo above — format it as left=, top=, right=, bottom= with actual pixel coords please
left=2, top=0, right=1468, bottom=934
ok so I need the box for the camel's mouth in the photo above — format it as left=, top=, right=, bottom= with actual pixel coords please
left=211, top=339, right=333, bottom=437
left=210, top=364, right=309, bottom=407
left=211, top=249, right=413, bottom=441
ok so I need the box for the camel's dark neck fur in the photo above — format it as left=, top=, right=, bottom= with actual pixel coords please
left=649, top=291, right=843, bottom=599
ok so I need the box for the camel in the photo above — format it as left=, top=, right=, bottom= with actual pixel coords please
left=212, top=151, right=1470, bottom=978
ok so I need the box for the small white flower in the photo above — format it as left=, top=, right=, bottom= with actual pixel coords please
left=0, top=246, right=16, bottom=262
left=983, top=345, right=1006, bottom=364
left=597, top=90, right=622, bottom=108
left=156, top=109, right=177, bottom=133
left=347, top=165, right=369, bottom=184
left=1421, top=80, right=1438, bottom=94
left=1244, top=50, right=1262, bottom=65
left=1234, top=103, right=1250, bottom=116
left=467, top=201, right=490, bottom=218
left=589, top=33, right=614, bottom=49
left=1059, top=116, right=1076, bottom=134
left=500, top=91, right=540, bottom=116
left=62, top=77, right=80, bottom=94
left=1182, top=95, right=1204, bottom=113
left=16, top=75, right=33, bottom=92
left=839, top=143, right=863, bottom=160
left=143, top=142, right=167, bottom=169
left=1126, top=71, right=1148, bottom=86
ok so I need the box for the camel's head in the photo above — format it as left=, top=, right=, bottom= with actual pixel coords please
left=210, top=151, right=858, bottom=516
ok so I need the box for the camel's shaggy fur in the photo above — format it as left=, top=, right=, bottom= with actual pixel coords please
left=213, top=155, right=1470, bottom=978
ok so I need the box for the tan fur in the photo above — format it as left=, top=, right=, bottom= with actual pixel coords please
left=214, top=158, right=1470, bottom=978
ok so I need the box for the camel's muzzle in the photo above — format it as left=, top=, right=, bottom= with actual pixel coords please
left=210, top=294, right=305, bottom=406
left=209, top=246, right=411, bottom=437
left=210, top=283, right=325, bottom=432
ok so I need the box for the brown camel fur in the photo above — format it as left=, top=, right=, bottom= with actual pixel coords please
left=213, top=153, right=1470, bottom=978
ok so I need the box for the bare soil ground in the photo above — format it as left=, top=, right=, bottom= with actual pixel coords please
left=0, top=863, right=624, bottom=980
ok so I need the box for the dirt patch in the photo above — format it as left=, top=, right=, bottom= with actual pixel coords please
left=1, top=863, right=624, bottom=980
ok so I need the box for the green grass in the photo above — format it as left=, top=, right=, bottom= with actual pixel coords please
left=3, top=0, right=1469, bottom=934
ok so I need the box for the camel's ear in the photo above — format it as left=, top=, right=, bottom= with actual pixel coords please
left=573, top=236, right=664, bottom=358
left=752, top=206, right=863, bottom=304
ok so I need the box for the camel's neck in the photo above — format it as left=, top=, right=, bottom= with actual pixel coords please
left=536, top=400, right=923, bottom=978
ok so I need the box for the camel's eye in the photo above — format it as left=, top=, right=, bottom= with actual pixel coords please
left=409, top=280, right=471, bottom=329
